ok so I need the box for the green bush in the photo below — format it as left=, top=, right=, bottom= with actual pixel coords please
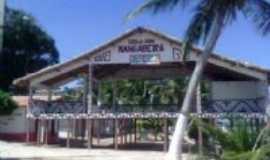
left=0, top=90, right=17, bottom=115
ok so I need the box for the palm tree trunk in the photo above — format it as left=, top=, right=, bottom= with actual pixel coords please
left=167, top=13, right=225, bottom=160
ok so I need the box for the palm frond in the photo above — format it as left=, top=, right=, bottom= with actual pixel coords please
left=182, top=0, right=247, bottom=61
left=250, top=144, right=270, bottom=160
left=126, top=0, right=189, bottom=20
left=222, top=150, right=253, bottom=160
left=182, top=0, right=218, bottom=60
left=192, top=117, right=236, bottom=148
left=245, top=0, right=270, bottom=36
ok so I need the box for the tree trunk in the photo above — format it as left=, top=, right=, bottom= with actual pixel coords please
left=167, top=13, right=224, bottom=160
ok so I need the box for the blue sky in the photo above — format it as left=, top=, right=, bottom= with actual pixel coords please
left=7, top=0, right=270, bottom=68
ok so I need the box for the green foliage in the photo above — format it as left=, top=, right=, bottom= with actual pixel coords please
left=128, top=0, right=270, bottom=60
left=62, top=87, right=83, bottom=101
left=98, top=81, right=113, bottom=106
left=98, top=77, right=191, bottom=106
left=0, top=90, right=17, bottom=115
left=193, top=117, right=270, bottom=160
left=0, top=7, right=59, bottom=92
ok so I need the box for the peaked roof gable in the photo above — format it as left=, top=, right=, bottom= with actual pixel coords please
left=13, top=27, right=270, bottom=87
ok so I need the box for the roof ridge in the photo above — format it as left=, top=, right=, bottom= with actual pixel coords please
left=13, top=26, right=270, bottom=86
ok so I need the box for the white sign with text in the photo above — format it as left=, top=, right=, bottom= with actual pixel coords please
left=92, top=32, right=185, bottom=64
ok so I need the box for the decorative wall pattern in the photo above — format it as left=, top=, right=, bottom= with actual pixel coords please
left=30, top=100, right=86, bottom=116
left=203, top=98, right=265, bottom=113
left=29, top=98, right=266, bottom=118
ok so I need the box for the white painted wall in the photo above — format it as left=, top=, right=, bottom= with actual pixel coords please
left=0, top=108, right=34, bottom=133
left=211, top=81, right=268, bottom=100
left=91, top=32, right=196, bottom=65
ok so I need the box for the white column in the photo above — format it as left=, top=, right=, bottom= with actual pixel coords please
left=26, top=85, right=33, bottom=142
left=81, top=74, right=88, bottom=139
left=112, top=80, right=118, bottom=148
left=88, top=62, right=93, bottom=113
left=196, top=84, right=203, bottom=155
left=163, top=118, right=169, bottom=151
left=112, top=81, right=117, bottom=111
left=87, top=61, right=93, bottom=148
left=26, top=86, right=34, bottom=143
left=28, top=86, right=34, bottom=116
left=45, top=88, right=53, bottom=145
left=87, top=119, right=93, bottom=148
left=66, top=119, right=71, bottom=148
left=83, top=74, right=89, bottom=109
left=114, top=119, right=119, bottom=149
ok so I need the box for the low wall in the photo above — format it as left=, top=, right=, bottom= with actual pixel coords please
left=211, top=81, right=268, bottom=100
left=0, top=108, right=36, bottom=141
left=209, top=81, right=268, bottom=113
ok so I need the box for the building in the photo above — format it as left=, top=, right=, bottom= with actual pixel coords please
left=0, top=95, right=61, bottom=142
left=13, top=27, right=270, bottom=150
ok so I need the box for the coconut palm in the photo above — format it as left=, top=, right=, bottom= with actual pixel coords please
left=127, top=0, right=270, bottom=159
left=192, top=118, right=270, bottom=160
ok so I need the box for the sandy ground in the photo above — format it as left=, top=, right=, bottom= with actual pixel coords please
left=0, top=140, right=195, bottom=160
left=0, top=140, right=166, bottom=160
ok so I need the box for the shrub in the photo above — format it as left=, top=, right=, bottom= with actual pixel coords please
left=0, top=90, right=17, bottom=115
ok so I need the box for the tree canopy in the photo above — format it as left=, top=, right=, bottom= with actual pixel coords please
left=0, top=7, right=59, bottom=92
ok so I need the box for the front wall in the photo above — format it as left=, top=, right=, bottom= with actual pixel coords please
left=0, top=108, right=30, bottom=133
left=208, top=81, right=268, bottom=113
left=91, top=32, right=196, bottom=65
left=211, top=81, right=268, bottom=100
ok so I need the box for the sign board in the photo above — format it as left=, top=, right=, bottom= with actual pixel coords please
left=92, top=32, right=184, bottom=64
left=130, top=53, right=160, bottom=65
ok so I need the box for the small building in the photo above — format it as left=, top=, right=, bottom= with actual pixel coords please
left=0, top=95, right=61, bottom=142
left=12, top=27, right=270, bottom=150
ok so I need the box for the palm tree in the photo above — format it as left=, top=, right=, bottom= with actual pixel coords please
left=193, top=118, right=270, bottom=160
left=127, top=1, right=270, bottom=159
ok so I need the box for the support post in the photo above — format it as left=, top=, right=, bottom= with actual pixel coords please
left=72, top=119, right=76, bottom=139
left=129, top=119, right=132, bottom=144
left=113, top=119, right=115, bottom=145
left=134, top=119, right=137, bottom=144
left=114, top=119, right=119, bottom=149
left=39, top=119, right=45, bottom=144
left=82, top=75, right=89, bottom=140
left=40, top=119, right=43, bottom=144
left=124, top=119, right=127, bottom=144
left=87, top=119, right=93, bottom=148
left=45, top=120, right=48, bottom=145
left=196, top=84, right=203, bottom=155
left=45, top=88, right=52, bottom=145
left=26, top=86, right=34, bottom=143
left=112, top=80, right=119, bottom=148
left=88, top=61, right=93, bottom=114
left=83, top=74, right=88, bottom=110
left=26, top=119, right=31, bottom=143
left=66, top=119, right=71, bottom=148
left=86, top=60, right=93, bottom=149
left=96, top=82, right=101, bottom=145
left=163, top=118, right=169, bottom=151
left=97, top=120, right=100, bottom=145
left=112, top=80, right=117, bottom=111
left=37, top=119, right=41, bottom=145
left=120, top=119, right=123, bottom=145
